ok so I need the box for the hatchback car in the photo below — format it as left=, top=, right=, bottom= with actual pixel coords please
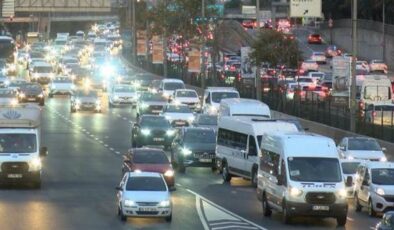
left=171, top=127, right=216, bottom=173
left=173, top=89, right=201, bottom=112
left=337, top=137, right=387, bottom=161
left=108, top=84, right=137, bottom=107
left=122, top=148, right=175, bottom=188
left=116, top=172, right=172, bottom=222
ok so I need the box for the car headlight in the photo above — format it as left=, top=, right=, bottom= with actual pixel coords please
left=75, top=99, right=81, bottom=105
left=376, top=188, right=385, bottom=196
left=124, top=199, right=136, bottom=207
left=141, top=129, right=151, bottom=136
left=188, top=116, right=195, bottom=122
left=71, top=85, right=76, bottom=90
left=289, top=187, right=303, bottom=197
left=95, top=99, right=101, bottom=105
left=159, top=200, right=171, bottom=207
left=19, top=93, right=25, bottom=98
left=166, top=129, right=176, bottom=136
left=134, top=169, right=142, bottom=173
left=182, top=148, right=192, bottom=156
left=49, top=73, right=55, bottom=79
left=380, top=156, right=387, bottom=162
left=133, top=81, right=141, bottom=88
left=140, top=103, right=148, bottom=109
left=209, top=106, right=217, bottom=113
left=165, top=115, right=171, bottom=120
left=10, top=99, right=18, bottom=106
left=164, top=170, right=174, bottom=177
left=38, top=93, right=44, bottom=98
left=51, top=84, right=56, bottom=89
left=30, top=158, right=42, bottom=170
left=114, top=95, right=119, bottom=101
left=347, top=155, right=354, bottom=160
left=163, top=92, right=170, bottom=98
left=337, top=189, right=347, bottom=199
left=32, top=73, right=39, bottom=79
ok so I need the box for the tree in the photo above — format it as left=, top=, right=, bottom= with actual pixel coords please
left=250, top=30, right=301, bottom=68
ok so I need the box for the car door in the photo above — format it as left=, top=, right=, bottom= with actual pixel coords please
left=359, top=168, right=371, bottom=204
left=171, top=131, right=182, bottom=163
left=245, top=135, right=258, bottom=178
left=228, top=132, right=248, bottom=176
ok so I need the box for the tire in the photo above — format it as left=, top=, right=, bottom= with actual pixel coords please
left=119, top=206, right=127, bottom=222
left=368, top=199, right=377, bottom=217
left=354, top=193, right=362, bottom=212
left=251, top=168, right=258, bottom=188
left=222, top=162, right=232, bottom=182
left=282, top=201, right=292, bottom=224
left=165, top=213, right=172, bottom=222
left=336, top=215, right=347, bottom=226
left=262, top=194, right=272, bottom=217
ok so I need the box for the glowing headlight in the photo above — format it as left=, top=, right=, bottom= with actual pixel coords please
left=32, top=73, right=39, bottom=79
left=188, top=116, right=195, bottom=122
left=163, top=92, right=170, bottom=98
left=30, top=158, right=42, bottom=170
left=140, top=103, right=148, bottom=109
left=158, top=200, right=170, bottom=207
left=173, top=100, right=181, bottom=106
left=164, top=170, right=174, bottom=177
left=133, top=81, right=141, bottom=88
left=380, top=156, right=387, bottom=162
left=10, top=99, right=18, bottom=106
left=51, top=84, right=56, bottom=89
left=289, top=187, right=303, bottom=197
left=4, top=80, right=9, bottom=86
left=113, top=95, right=119, bottom=101
left=376, top=188, right=385, bottom=196
left=75, top=99, right=81, bottom=105
left=347, top=155, right=354, bottom=160
left=182, top=148, right=192, bottom=156
left=165, top=115, right=171, bottom=120
left=124, top=199, right=136, bottom=207
left=71, top=85, right=76, bottom=90
left=95, top=100, right=101, bottom=105
left=38, top=93, right=44, bottom=98
left=71, top=74, right=76, bottom=81
left=166, top=129, right=176, bottom=136
left=19, top=93, right=25, bottom=98
left=134, top=169, right=142, bottom=173
left=49, top=73, right=55, bottom=79
left=209, top=106, right=217, bottom=113
left=141, top=129, right=151, bottom=136
left=337, top=189, right=347, bottom=199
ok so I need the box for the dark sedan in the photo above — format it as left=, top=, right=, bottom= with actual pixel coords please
left=171, top=127, right=216, bottom=173
left=18, top=83, right=45, bottom=106
left=122, top=148, right=175, bottom=189
left=131, top=115, right=176, bottom=149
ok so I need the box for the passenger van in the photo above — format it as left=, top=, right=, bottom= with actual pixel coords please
left=257, top=132, right=349, bottom=226
left=216, top=117, right=298, bottom=187
left=202, top=87, right=240, bottom=115
left=159, top=79, right=185, bottom=99
left=218, top=98, right=270, bottom=119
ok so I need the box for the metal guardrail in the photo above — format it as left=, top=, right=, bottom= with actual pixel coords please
left=320, top=19, right=394, bottom=37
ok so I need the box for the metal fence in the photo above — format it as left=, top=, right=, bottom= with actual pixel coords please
left=320, top=19, right=394, bottom=37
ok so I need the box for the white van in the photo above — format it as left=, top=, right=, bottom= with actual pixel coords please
left=202, top=87, right=240, bottom=115
left=257, top=132, right=349, bottom=226
left=216, top=117, right=298, bottom=187
left=159, top=79, right=185, bottom=99
left=218, top=98, right=271, bottom=119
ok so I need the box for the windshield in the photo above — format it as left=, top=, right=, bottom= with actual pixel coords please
left=114, top=85, right=134, bottom=93
left=53, top=78, right=72, bottom=83
left=0, top=134, right=37, bottom=153
left=34, top=66, right=52, bottom=73
left=288, top=157, right=342, bottom=182
left=21, top=84, right=41, bottom=91
left=341, top=162, right=360, bottom=174
left=372, top=168, right=394, bottom=185
left=140, top=117, right=171, bottom=128
left=176, top=91, right=197, bottom=98
left=211, top=92, right=239, bottom=103
left=164, top=82, right=184, bottom=91
left=76, top=90, right=97, bottom=97
left=197, top=115, right=217, bottom=125
left=364, top=86, right=391, bottom=101
left=140, top=93, right=166, bottom=102
left=0, top=90, right=16, bottom=97
left=184, top=129, right=216, bottom=143
left=165, top=105, right=191, bottom=113
left=126, top=176, right=166, bottom=191
left=348, top=139, right=381, bottom=151
left=134, top=151, right=169, bottom=164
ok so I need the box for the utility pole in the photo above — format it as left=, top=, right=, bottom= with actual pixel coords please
left=382, top=0, right=386, bottom=62
left=255, top=0, right=262, bottom=101
left=200, top=0, right=206, bottom=89
left=350, top=0, right=357, bottom=132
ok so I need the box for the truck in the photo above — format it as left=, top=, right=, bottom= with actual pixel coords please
left=0, top=104, right=47, bottom=188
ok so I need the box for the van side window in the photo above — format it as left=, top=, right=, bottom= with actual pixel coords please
left=217, top=128, right=247, bottom=150
left=260, top=149, right=279, bottom=176
left=248, top=136, right=257, bottom=156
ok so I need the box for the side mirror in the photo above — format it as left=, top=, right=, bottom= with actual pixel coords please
left=39, top=147, right=48, bottom=157
left=382, top=147, right=387, bottom=152
left=345, top=176, right=353, bottom=187
left=115, top=186, right=122, bottom=191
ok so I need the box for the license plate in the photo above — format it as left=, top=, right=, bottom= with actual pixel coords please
left=152, top=110, right=161, bottom=113
left=153, top=138, right=164, bottom=141
left=199, top=159, right=212, bottom=163
left=139, top=207, right=156, bottom=212
left=27, top=98, right=36, bottom=101
left=175, top=121, right=185, bottom=125
left=7, top=174, right=22, bottom=178
left=312, top=205, right=329, bottom=211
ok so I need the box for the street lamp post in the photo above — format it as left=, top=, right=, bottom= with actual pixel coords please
left=350, top=0, right=358, bottom=132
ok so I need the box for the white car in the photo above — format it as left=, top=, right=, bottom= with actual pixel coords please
left=173, top=89, right=201, bottom=112
left=341, top=159, right=363, bottom=198
left=116, top=172, right=172, bottom=222
left=48, top=76, right=75, bottom=97
left=29, top=61, right=55, bottom=84
left=202, top=87, right=240, bottom=115
left=337, top=137, right=387, bottom=161
left=310, top=52, right=327, bottom=64
left=369, top=59, right=388, bottom=73
left=108, top=84, right=138, bottom=107
left=159, top=79, right=185, bottom=99
left=0, top=88, right=18, bottom=106
left=161, top=104, right=195, bottom=127
left=300, top=60, right=319, bottom=72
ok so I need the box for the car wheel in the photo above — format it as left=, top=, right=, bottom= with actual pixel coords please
left=337, top=215, right=347, bottom=226
left=222, top=162, right=232, bottom=182
left=165, top=213, right=172, bottom=222
left=368, top=199, right=377, bottom=217
left=119, top=206, right=127, bottom=222
left=354, top=193, right=362, bottom=212
left=282, top=200, right=292, bottom=224
left=262, top=193, right=272, bottom=217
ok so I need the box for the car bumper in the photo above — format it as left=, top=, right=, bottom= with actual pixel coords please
left=0, top=170, right=41, bottom=183
left=136, top=136, right=173, bottom=146
left=181, top=155, right=216, bottom=167
left=73, top=103, right=101, bottom=111
left=20, top=96, right=44, bottom=103
left=35, top=78, right=51, bottom=84
left=286, top=201, right=348, bottom=218
left=50, top=89, right=73, bottom=95
left=371, top=194, right=394, bottom=213
left=111, top=99, right=137, bottom=105
left=122, top=206, right=172, bottom=218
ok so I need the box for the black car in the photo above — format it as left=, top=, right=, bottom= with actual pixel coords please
left=171, top=127, right=216, bottom=173
left=131, top=115, right=176, bottom=149
left=136, top=92, right=168, bottom=118
left=193, top=114, right=217, bottom=130
left=18, top=83, right=45, bottom=106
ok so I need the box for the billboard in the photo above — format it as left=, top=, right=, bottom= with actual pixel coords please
left=137, top=30, right=147, bottom=56
left=152, top=36, right=164, bottom=64
left=290, top=0, right=322, bottom=18
left=240, top=47, right=256, bottom=79
left=188, top=48, right=200, bottom=73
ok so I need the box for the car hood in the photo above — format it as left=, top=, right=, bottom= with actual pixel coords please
left=346, top=150, right=385, bottom=160
left=123, top=191, right=169, bottom=203
left=175, top=97, right=199, bottom=103
left=184, top=142, right=216, bottom=152
left=133, top=163, right=172, bottom=173
left=144, top=101, right=168, bottom=106
left=163, top=112, right=194, bottom=121
left=22, top=89, right=42, bottom=95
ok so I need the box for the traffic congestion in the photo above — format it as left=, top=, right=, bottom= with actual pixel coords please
left=0, top=16, right=393, bottom=230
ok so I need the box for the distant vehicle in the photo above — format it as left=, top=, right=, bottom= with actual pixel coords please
left=202, top=87, right=240, bottom=115
left=337, top=136, right=387, bottom=161
left=172, top=89, right=200, bottom=112
left=218, top=98, right=271, bottom=119
left=131, top=115, right=175, bottom=149
left=122, top=148, right=175, bottom=189
left=369, top=59, right=388, bottom=74
left=148, top=79, right=161, bottom=94
left=307, top=33, right=322, bottom=44
left=159, top=79, right=185, bottom=99
left=161, top=104, right=195, bottom=127
left=307, top=71, right=325, bottom=83
left=30, top=61, right=54, bottom=84
left=171, top=127, right=217, bottom=173
left=75, top=31, right=85, bottom=39
left=70, top=89, right=101, bottom=113
left=193, top=114, right=217, bottom=130
left=364, top=104, right=394, bottom=125
left=18, top=83, right=45, bottom=106
left=300, top=60, right=319, bottom=72
left=116, top=172, right=172, bottom=222
left=136, top=92, right=168, bottom=118
left=325, top=45, right=342, bottom=58
left=341, top=159, right=362, bottom=198
left=108, top=84, right=137, bottom=108
left=242, top=20, right=255, bottom=29
left=0, top=36, right=16, bottom=63
left=310, top=52, right=327, bottom=64
left=48, top=76, right=75, bottom=97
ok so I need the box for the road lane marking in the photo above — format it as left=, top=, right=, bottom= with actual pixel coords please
left=187, top=189, right=266, bottom=230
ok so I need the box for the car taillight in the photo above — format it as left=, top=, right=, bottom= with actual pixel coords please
left=359, top=101, right=364, bottom=110
left=300, top=91, right=305, bottom=96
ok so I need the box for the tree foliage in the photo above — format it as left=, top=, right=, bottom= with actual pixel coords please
left=251, top=30, right=301, bottom=68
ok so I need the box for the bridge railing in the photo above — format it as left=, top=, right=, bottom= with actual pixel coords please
left=320, top=19, right=394, bottom=37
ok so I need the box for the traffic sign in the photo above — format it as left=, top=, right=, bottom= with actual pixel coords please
left=290, top=0, right=322, bottom=18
